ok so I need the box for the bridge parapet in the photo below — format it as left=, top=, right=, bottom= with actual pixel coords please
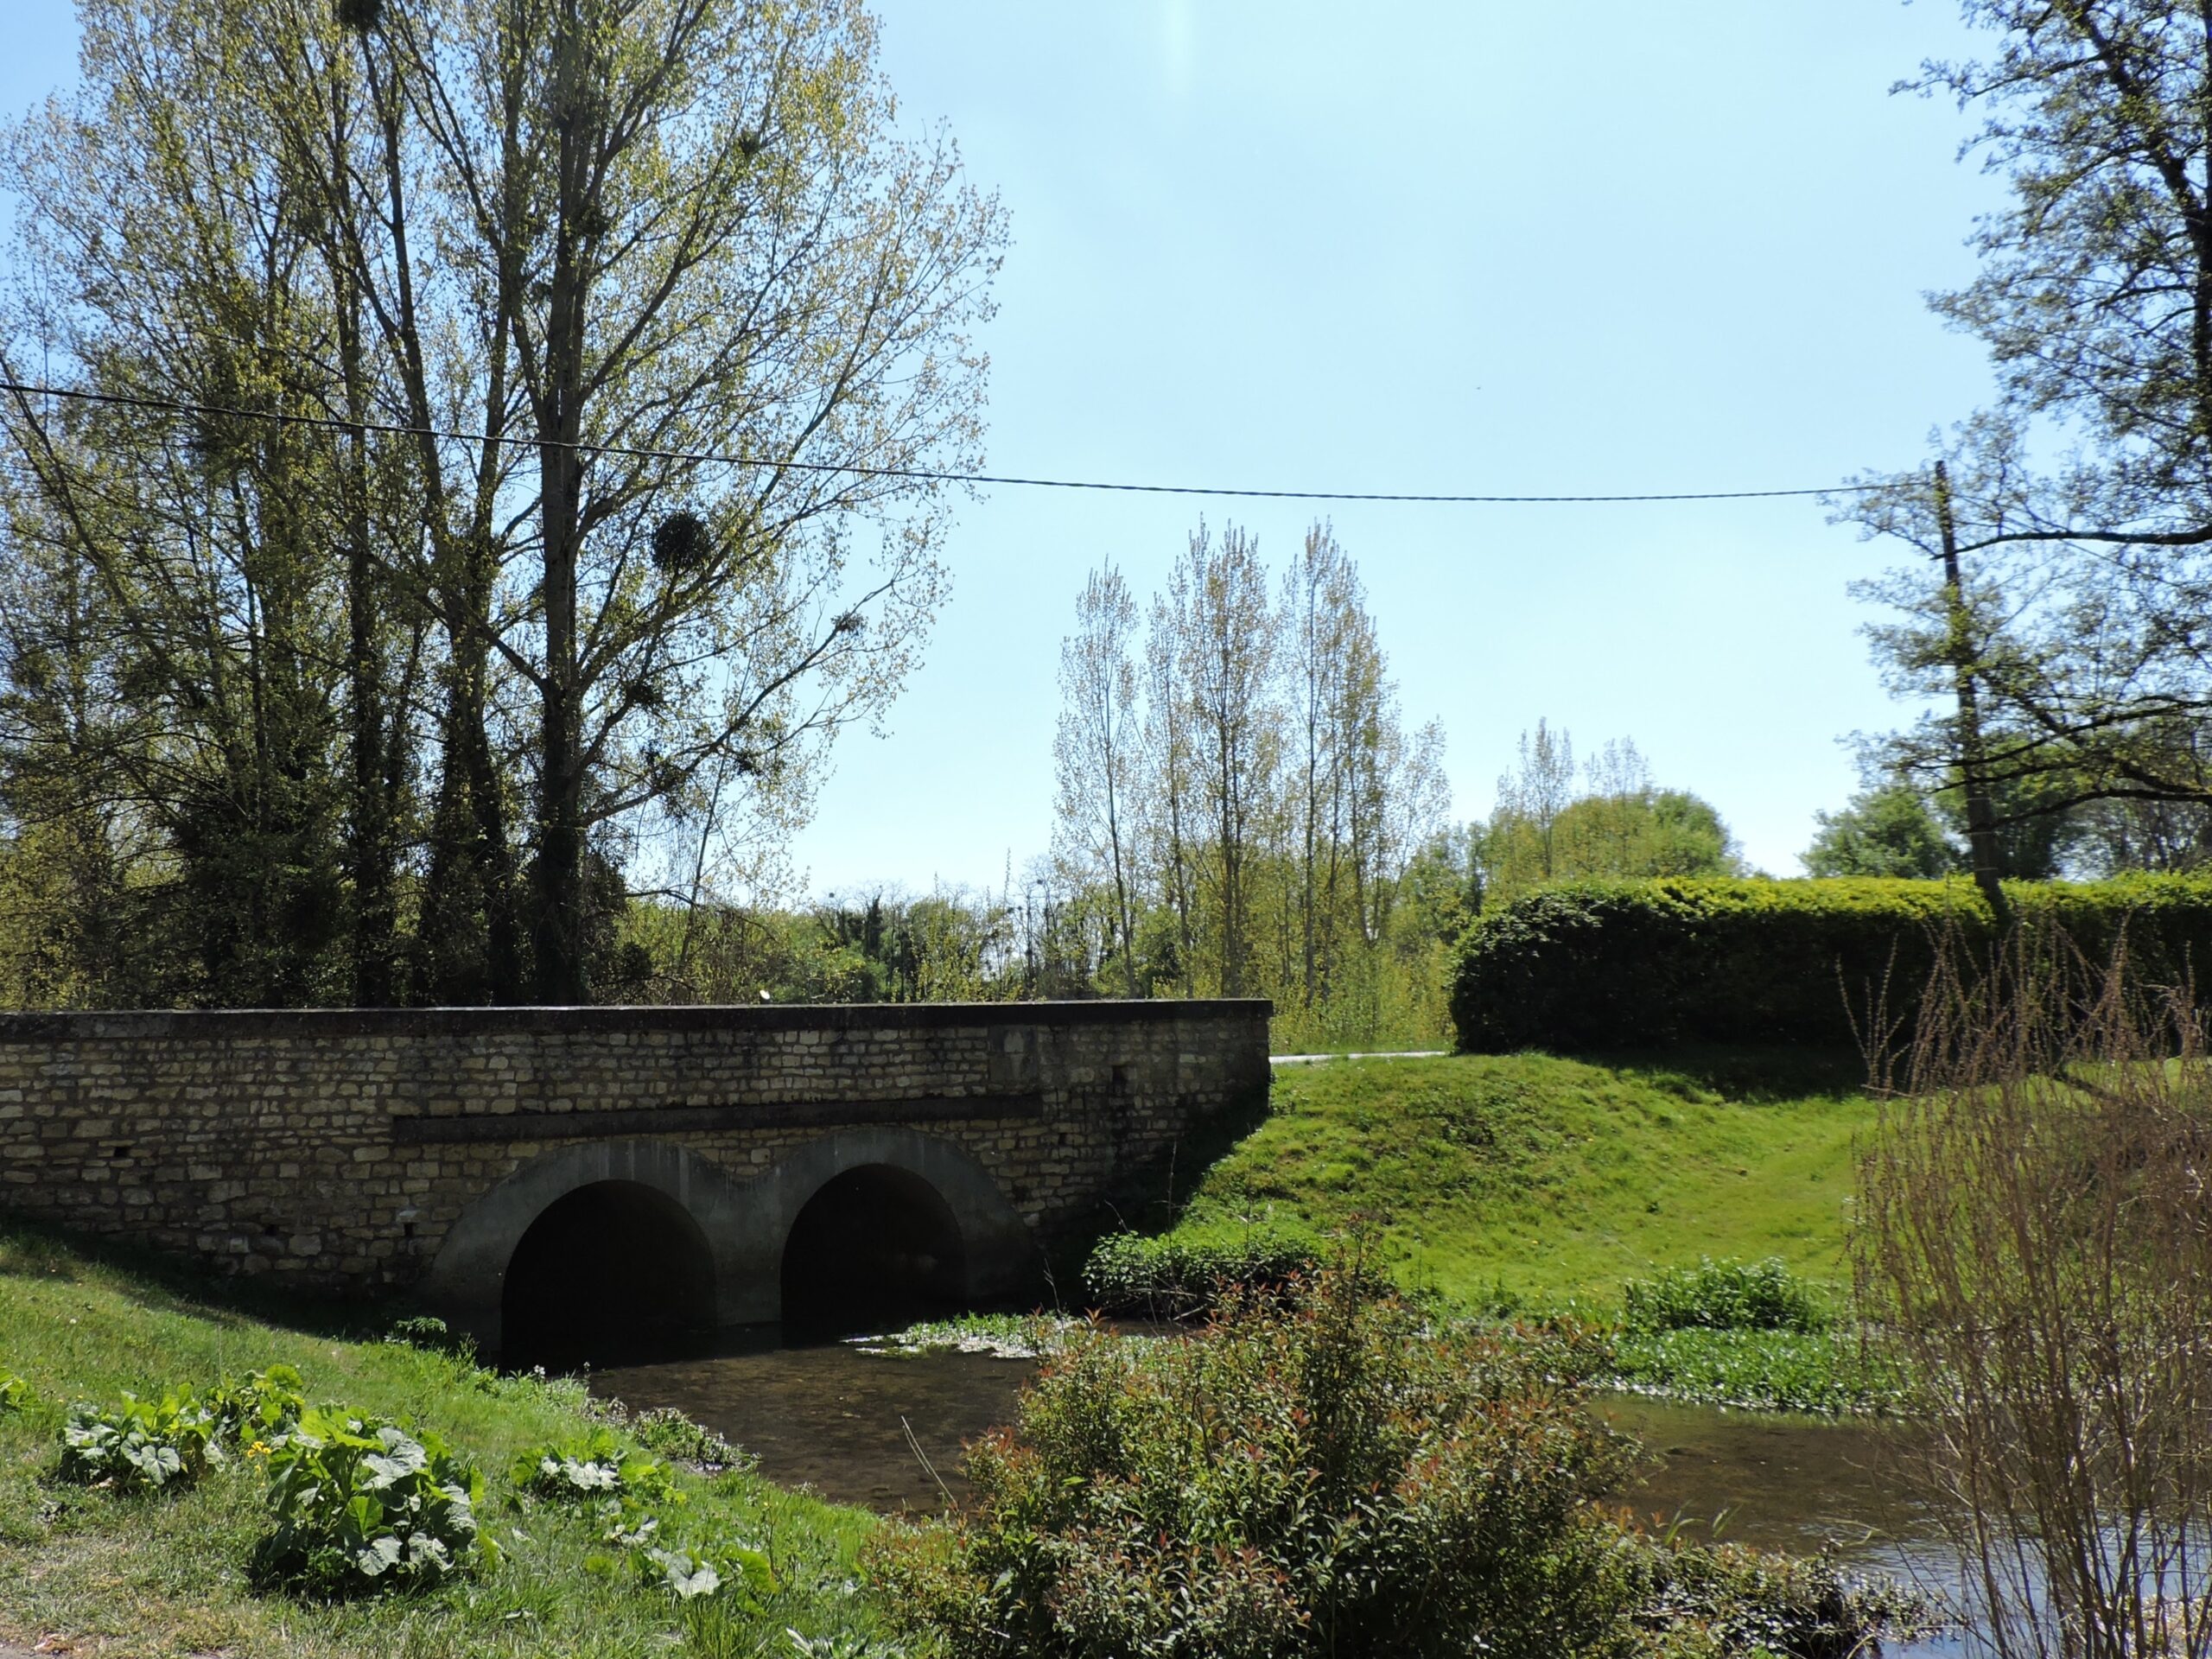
left=0, top=1000, right=1270, bottom=1322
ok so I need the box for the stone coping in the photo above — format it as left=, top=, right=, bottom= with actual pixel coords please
left=0, top=998, right=1272, bottom=1044
left=391, top=1091, right=1048, bottom=1144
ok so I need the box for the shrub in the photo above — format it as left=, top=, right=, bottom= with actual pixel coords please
left=1080, top=1224, right=1321, bottom=1318
left=58, top=1390, right=219, bottom=1491
left=1621, top=1258, right=1829, bottom=1336
left=253, top=1408, right=493, bottom=1597
left=207, top=1363, right=306, bottom=1447
left=1447, top=874, right=2212, bottom=1052
left=870, top=1265, right=1639, bottom=1658
left=385, top=1314, right=474, bottom=1358
left=1854, top=941, right=2212, bottom=1653
left=512, top=1427, right=675, bottom=1502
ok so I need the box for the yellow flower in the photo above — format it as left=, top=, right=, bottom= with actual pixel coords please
left=247, top=1440, right=270, bottom=1459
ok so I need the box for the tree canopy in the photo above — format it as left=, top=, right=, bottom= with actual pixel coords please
left=0, top=0, right=1003, bottom=1006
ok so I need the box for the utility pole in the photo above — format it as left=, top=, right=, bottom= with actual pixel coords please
left=1934, top=461, right=2012, bottom=931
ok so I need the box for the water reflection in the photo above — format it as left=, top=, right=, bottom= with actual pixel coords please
left=1603, top=1396, right=1930, bottom=1558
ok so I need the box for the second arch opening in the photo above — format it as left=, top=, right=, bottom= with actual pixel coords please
left=779, top=1163, right=968, bottom=1334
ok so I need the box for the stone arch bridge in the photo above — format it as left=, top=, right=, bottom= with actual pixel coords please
left=0, top=1001, right=1269, bottom=1353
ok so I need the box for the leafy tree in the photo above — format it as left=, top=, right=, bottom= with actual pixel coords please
left=1492, top=719, right=1577, bottom=883
left=1802, top=785, right=1960, bottom=879
left=1166, top=522, right=1280, bottom=999
left=1052, top=566, right=1142, bottom=995
left=2070, top=792, right=2212, bottom=874
left=0, top=0, right=1004, bottom=1005
left=1846, top=7, right=2212, bottom=859
left=1476, top=728, right=1738, bottom=906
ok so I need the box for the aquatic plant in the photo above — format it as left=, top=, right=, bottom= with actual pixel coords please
left=1080, top=1224, right=1320, bottom=1318
left=1621, top=1257, right=1831, bottom=1337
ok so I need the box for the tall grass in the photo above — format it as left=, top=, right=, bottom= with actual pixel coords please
left=1854, top=931, right=2212, bottom=1659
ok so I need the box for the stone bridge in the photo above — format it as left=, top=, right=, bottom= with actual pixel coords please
left=0, top=1001, right=1269, bottom=1354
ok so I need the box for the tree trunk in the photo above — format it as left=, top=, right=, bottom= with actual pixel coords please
left=1935, top=461, right=2012, bottom=930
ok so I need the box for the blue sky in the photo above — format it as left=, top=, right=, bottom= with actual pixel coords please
left=2, top=2, right=2005, bottom=894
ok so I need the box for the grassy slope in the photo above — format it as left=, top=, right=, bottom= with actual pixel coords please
left=1173, top=1050, right=1875, bottom=1309
left=0, top=1227, right=880, bottom=1659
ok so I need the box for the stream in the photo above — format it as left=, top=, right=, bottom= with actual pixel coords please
left=590, top=1332, right=1969, bottom=1656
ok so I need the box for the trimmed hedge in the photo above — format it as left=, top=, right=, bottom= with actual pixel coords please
left=1448, top=874, right=2212, bottom=1052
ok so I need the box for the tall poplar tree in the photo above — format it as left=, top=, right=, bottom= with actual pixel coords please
left=1052, top=565, right=1142, bottom=995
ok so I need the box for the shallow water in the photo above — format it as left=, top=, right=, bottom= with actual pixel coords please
left=591, top=1331, right=1033, bottom=1512
left=590, top=1337, right=1970, bottom=1652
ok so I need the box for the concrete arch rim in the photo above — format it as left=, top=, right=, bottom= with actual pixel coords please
left=743, top=1125, right=1038, bottom=1316
left=423, top=1137, right=751, bottom=1350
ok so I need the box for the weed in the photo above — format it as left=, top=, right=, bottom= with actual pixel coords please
left=513, top=1426, right=676, bottom=1502
left=58, top=1389, right=219, bottom=1491
left=252, top=1409, right=493, bottom=1596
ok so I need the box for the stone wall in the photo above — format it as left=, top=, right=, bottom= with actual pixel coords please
left=0, top=1001, right=1270, bottom=1327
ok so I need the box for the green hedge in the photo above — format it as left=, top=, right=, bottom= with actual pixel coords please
left=1448, top=874, right=2212, bottom=1052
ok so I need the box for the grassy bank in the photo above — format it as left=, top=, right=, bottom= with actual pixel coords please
left=0, top=1226, right=883, bottom=1659
left=1174, top=1050, right=1871, bottom=1306
left=1133, top=1050, right=1897, bottom=1412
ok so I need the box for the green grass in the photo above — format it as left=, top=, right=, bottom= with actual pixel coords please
left=0, top=1225, right=887, bottom=1658
left=1173, top=1049, right=1874, bottom=1313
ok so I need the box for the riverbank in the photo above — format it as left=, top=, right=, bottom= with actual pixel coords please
left=1121, top=1049, right=1897, bottom=1412
left=0, top=1224, right=884, bottom=1658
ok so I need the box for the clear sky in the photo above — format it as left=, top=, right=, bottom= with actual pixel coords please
left=1, top=2, right=2006, bottom=895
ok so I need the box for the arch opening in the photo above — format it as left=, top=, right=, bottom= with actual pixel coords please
left=500, top=1179, right=715, bottom=1370
left=779, top=1164, right=968, bottom=1335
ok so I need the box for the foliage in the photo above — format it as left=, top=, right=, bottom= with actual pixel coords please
left=0, top=1371, right=27, bottom=1414
left=0, top=1226, right=886, bottom=1656
left=1621, top=1258, right=1830, bottom=1336
left=1080, top=1224, right=1322, bottom=1318
left=1448, top=872, right=2212, bottom=1052
left=514, top=1427, right=675, bottom=1503
left=1800, top=785, right=1957, bottom=879
left=1478, top=729, right=1740, bottom=910
left=634, top=1537, right=778, bottom=1607
left=58, top=1389, right=219, bottom=1491
left=207, top=1363, right=307, bottom=1447
left=870, top=1266, right=1642, bottom=1659
left=252, top=1409, right=493, bottom=1598
left=385, top=1316, right=474, bottom=1358
left=0, top=0, right=1002, bottom=1006
left=858, top=1313, right=1072, bottom=1359
left=629, top=1407, right=752, bottom=1473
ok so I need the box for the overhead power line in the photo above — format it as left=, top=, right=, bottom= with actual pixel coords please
left=0, top=377, right=1884, bottom=505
